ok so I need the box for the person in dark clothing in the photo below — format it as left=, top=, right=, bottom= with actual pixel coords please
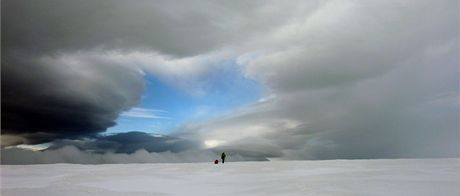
left=221, top=152, right=226, bottom=164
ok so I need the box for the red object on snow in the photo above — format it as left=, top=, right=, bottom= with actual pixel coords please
left=214, top=160, right=219, bottom=164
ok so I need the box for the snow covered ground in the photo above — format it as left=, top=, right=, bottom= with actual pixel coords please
left=1, top=158, right=459, bottom=196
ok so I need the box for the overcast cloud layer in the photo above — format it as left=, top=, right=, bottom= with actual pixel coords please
left=1, top=0, right=459, bottom=163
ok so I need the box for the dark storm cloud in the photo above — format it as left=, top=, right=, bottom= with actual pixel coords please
left=1, top=0, right=153, bottom=144
left=1, top=53, right=145, bottom=144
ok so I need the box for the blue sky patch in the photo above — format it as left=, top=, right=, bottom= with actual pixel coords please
left=108, top=61, right=264, bottom=134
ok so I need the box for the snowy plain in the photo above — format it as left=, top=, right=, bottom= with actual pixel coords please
left=1, top=158, right=459, bottom=196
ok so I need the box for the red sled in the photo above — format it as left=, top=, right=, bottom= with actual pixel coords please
left=214, top=160, right=219, bottom=164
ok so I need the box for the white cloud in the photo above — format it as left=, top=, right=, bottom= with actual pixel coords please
left=121, top=107, right=169, bottom=119
left=177, top=0, right=459, bottom=159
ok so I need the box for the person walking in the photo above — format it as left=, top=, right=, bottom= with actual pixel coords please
left=221, top=152, right=226, bottom=164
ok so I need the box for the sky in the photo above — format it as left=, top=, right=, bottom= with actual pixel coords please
left=108, top=61, right=263, bottom=134
left=1, top=0, right=459, bottom=164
